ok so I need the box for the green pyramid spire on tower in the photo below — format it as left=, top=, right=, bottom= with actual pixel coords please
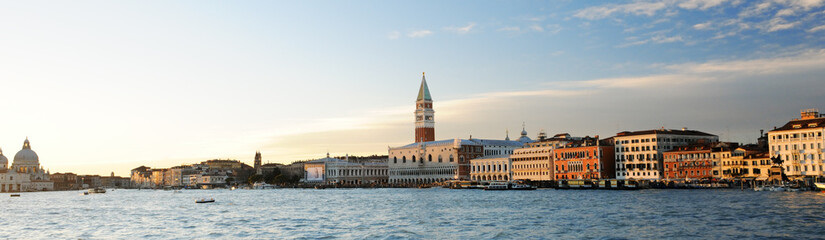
left=417, top=72, right=432, bottom=101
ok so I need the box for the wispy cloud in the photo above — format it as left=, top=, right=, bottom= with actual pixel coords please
left=808, top=24, right=825, bottom=32
left=407, top=30, right=433, bottom=38
left=693, top=21, right=712, bottom=30
left=574, top=1, right=668, bottom=20
left=444, top=22, right=477, bottom=34
left=678, top=0, right=729, bottom=10
left=497, top=26, right=521, bottom=32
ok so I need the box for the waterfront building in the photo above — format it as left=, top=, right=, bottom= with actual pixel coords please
left=614, top=129, right=718, bottom=180
left=768, top=109, right=825, bottom=180
left=51, top=172, right=82, bottom=190
left=100, top=172, right=132, bottom=188
left=553, top=136, right=615, bottom=180
left=470, top=155, right=511, bottom=182
left=662, top=141, right=732, bottom=181
left=130, top=166, right=154, bottom=188
left=303, top=154, right=389, bottom=185
left=389, top=139, right=482, bottom=184
left=80, top=175, right=102, bottom=188
left=511, top=132, right=574, bottom=182
left=0, top=138, right=54, bottom=192
left=740, top=151, right=774, bottom=182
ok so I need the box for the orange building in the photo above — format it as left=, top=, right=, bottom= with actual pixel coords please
left=553, top=137, right=615, bottom=180
left=663, top=142, right=731, bottom=180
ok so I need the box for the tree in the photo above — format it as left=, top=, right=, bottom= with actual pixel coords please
left=247, top=174, right=263, bottom=185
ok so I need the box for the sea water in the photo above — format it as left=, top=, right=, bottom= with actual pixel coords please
left=2, top=188, right=824, bottom=239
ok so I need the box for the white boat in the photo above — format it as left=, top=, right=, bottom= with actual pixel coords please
left=815, top=182, right=825, bottom=191
left=768, top=186, right=785, bottom=192
left=86, top=187, right=106, bottom=194
left=483, top=181, right=509, bottom=190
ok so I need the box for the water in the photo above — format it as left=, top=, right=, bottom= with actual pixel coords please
left=2, top=188, right=825, bottom=239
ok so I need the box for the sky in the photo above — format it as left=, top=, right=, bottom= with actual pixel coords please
left=1, top=0, right=825, bottom=176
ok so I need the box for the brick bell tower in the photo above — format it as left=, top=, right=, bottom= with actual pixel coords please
left=415, top=72, right=435, bottom=142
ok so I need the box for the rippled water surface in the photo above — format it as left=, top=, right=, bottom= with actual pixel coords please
left=2, top=188, right=825, bottom=239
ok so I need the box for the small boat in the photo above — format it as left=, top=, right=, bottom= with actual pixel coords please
left=10, top=194, right=20, bottom=197
left=814, top=182, right=825, bottom=191
left=484, top=181, right=537, bottom=190
left=87, top=187, right=106, bottom=194
left=196, top=198, right=215, bottom=203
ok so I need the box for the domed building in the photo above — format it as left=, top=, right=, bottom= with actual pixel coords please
left=0, top=138, right=53, bottom=192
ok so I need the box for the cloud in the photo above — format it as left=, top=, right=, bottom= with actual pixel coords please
left=620, top=34, right=684, bottom=47
left=444, top=22, right=476, bottom=34
left=764, top=17, right=801, bottom=32
left=574, top=1, right=668, bottom=20
left=808, top=24, right=825, bottom=32
left=529, top=24, right=544, bottom=32
left=407, top=30, right=433, bottom=38
left=693, top=21, right=713, bottom=30
left=679, top=0, right=729, bottom=10
left=387, top=31, right=400, bottom=40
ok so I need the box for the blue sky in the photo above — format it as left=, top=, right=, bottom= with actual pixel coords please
left=2, top=0, right=825, bottom=176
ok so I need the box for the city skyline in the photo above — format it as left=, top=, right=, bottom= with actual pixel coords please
left=2, top=1, right=825, bottom=176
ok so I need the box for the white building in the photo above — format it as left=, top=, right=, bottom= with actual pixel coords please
left=614, top=129, right=718, bottom=180
left=302, top=154, right=389, bottom=185
left=0, top=138, right=54, bottom=192
left=389, top=139, right=482, bottom=184
left=768, top=109, right=825, bottom=179
left=470, top=155, right=512, bottom=182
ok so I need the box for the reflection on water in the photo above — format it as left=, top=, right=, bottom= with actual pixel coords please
left=2, top=189, right=825, bottom=239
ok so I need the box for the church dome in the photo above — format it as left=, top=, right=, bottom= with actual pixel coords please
left=13, top=138, right=39, bottom=166
left=0, top=148, right=8, bottom=168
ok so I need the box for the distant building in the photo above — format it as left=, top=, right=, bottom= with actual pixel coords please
left=613, top=129, right=718, bottom=180
left=303, top=154, right=388, bottom=185
left=0, top=138, right=54, bottom=192
left=511, top=132, right=574, bottom=182
left=254, top=151, right=262, bottom=175
left=130, top=166, right=153, bottom=188
left=553, top=136, right=615, bottom=180
left=768, top=109, right=825, bottom=180
left=51, top=172, right=82, bottom=190
left=470, top=155, right=511, bottom=182
left=101, top=172, right=132, bottom=188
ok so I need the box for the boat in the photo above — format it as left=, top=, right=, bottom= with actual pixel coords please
left=815, top=182, right=825, bottom=191
left=10, top=194, right=20, bottom=197
left=483, top=181, right=536, bottom=190
left=483, top=181, right=510, bottom=190
left=196, top=198, right=215, bottom=203
left=510, top=181, right=537, bottom=190
left=86, top=187, right=106, bottom=194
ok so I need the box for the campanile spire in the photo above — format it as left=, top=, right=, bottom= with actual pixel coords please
left=415, top=72, right=435, bottom=142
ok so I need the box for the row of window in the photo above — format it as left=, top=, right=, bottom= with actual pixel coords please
left=772, top=143, right=823, bottom=152
left=616, top=171, right=658, bottom=177
left=392, top=155, right=460, bottom=163
left=773, top=131, right=822, bottom=140
left=616, top=154, right=660, bottom=161
left=471, top=164, right=508, bottom=173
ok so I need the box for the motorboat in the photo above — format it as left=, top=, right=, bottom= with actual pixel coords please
left=196, top=198, right=215, bottom=203
left=10, top=194, right=20, bottom=197
left=87, top=187, right=106, bottom=194
left=483, top=181, right=509, bottom=190
left=483, top=181, right=536, bottom=190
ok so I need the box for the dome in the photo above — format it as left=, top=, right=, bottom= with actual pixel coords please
left=0, top=148, right=7, bottom=168
left=13, top=138, right=39, bottom=166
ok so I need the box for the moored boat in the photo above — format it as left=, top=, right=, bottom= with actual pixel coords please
left=196, top=198, right=215, bottom=203
left=815, top=182, right=825, bottom=191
